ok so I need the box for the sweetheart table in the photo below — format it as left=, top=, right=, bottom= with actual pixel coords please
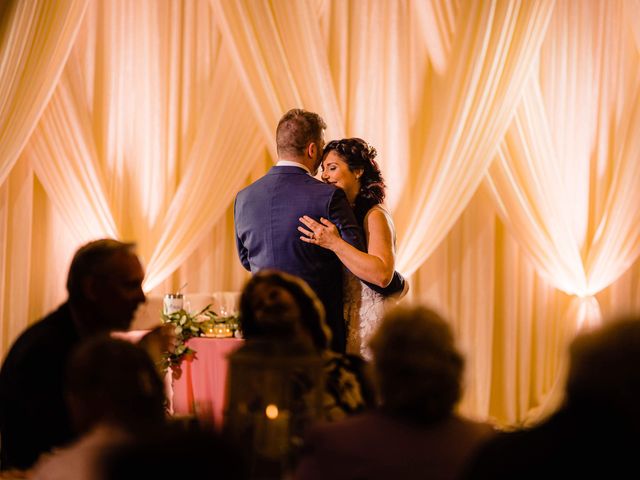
left=170, top=337, right=244, bottom=428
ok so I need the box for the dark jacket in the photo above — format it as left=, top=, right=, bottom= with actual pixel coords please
left=0, top=303, right=80, bottom=470
left=234, top=166, right=364, bottom=352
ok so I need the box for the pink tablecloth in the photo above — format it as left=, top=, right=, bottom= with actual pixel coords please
left=171, top=337, right=243, bottom=427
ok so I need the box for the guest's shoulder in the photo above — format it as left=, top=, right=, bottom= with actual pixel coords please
left=24, top=303, right=74, bottom=338
left=451, top=415, right=496, bottom=437
left=308, top=410, right=378, bottom=440
left=1, top=303, right=76, bottom=368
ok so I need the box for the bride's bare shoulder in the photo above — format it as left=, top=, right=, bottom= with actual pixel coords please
left=364, top=204, right=393, bottom=226
left=363, top=204, right=395, bottom=240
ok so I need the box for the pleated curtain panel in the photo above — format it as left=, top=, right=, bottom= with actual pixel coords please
left=0, top=0, right=638, bottom=427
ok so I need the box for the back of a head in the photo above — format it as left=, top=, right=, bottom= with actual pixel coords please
left=66, top=238, right=137, bottom=303
left=567, top=315, right=640, bottom=428
left=276, top=109, right=326, bottom=158
left=369, top=305, right=464, bottom=424
left=66, top=336, right=165, bottom=435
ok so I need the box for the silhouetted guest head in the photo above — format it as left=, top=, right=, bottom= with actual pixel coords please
left=566, top=315, right=640, bottom=429
left=65, top=336, right=165, bottom=436
left=66, top=239, right=146, bottom=333
left=276, top=109, right=327, bottom=171
left=369, top=305, right=464, bottom=424
left=240, top=270, right=331, bottom=350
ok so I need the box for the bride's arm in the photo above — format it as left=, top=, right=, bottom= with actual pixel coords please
left=299, top=209, right=395, bottom=287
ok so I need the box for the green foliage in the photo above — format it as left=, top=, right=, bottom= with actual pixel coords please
left=160, top=304, right=241, bottom=371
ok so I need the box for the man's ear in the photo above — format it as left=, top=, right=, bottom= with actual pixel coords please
left=82, top=276, right=99, bottom=301
left=307, top=142, right=317, bottom=159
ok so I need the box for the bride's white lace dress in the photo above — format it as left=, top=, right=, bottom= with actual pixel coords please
left=344, top=205, right=399, bottom=360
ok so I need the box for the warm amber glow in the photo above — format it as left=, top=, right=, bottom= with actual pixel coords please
left=1, top=0, right=638, bottom=429
left=265, top=404, right=279, bottom=420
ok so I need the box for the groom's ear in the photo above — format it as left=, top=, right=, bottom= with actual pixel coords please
left=307, top=142, right=317, bottom=158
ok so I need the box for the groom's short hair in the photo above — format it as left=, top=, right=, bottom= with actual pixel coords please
left=276, top=109, right=326, bottom=157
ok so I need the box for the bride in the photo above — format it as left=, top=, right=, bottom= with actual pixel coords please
left=298, top=138, right=407, bottom=358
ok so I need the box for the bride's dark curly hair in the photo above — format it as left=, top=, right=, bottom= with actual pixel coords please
left=322, top=138, right=386, bottom=224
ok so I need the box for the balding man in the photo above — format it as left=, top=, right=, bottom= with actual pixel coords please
left=0, top=239, right=171, bottom=471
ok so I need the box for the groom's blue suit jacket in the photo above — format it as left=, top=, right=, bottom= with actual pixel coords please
left=234, top=165, right=364, bottom=352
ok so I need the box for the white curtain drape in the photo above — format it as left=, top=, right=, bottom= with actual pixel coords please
left=627, top=0, right=640, bottom=52
left=321, top=0, right=414, bottom=209
left=0, top=158, right=35, bottom=354
left=413, top=0, right=457, bottom=76
left=23, top=0, right=264, bottom=291
left=395, top=0, right=555, bottom=276
left=1, top=0, right=639, bottom=427
left=210, top=0, right=345, bottom=154
left=0, top=0, right=88, bottom=184
left=487, top=0, right=640, bottom=320
left=485, top=0, right=640, bottom=420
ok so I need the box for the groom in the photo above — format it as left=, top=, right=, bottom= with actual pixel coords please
left=234, top=109, right=357, bottom=352
left=234, top=108, right=403, bottom=352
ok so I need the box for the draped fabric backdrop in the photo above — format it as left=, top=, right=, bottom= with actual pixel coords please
left=0, top=0, right=638, bottom=427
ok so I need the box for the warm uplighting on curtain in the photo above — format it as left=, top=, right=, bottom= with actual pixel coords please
left=0, top=0, right=88, bottom=184
left=485, top=0, right=640, bottom=421
left=0, top=0, right=638, bottom=427
left=395, top=0, right=555, bottom=277
left=488, top=0, right=640, bottom=326
left=23, top=0, right=265, bottom=291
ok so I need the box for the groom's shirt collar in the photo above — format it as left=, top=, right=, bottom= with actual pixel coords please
left=276, top=159, right=312, bottom=175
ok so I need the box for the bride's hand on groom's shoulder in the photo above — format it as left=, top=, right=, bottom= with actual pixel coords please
left=298, top=215, right=340, bottom=250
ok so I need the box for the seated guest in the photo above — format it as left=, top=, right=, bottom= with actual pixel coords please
left=463, top=315, right=640, bottom=479
left=295, top=305, right=495, bottom=480
left=0, top=239, right=173, bottom=471
left=100, top=424, right=246, bottom=480
left=226, top=270, right=375, bottom=478
left=30, top=337, right=167, bottom=480
left=239, top=270, right=375, bottom=420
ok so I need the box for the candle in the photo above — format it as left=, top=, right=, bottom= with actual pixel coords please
left=255, top=405, right=290, bottom=458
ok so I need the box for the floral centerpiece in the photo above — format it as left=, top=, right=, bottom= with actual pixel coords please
left=161, top=305, right=241, bottom=372
left=200, top=309, right=241, bottom=339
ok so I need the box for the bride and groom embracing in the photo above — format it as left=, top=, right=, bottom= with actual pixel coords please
left=234, top=108, right=407, bottom=356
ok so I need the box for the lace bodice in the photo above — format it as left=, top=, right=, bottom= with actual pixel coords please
left=343, top=205, right=398, bottom=359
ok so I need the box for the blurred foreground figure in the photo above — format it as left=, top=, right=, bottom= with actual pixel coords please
left=101, top=423, right=246, bottom=480
left=295, top=305, right=495, bottom=480
left=238, top=270, right=375, bottom=420
left=463, top=315, right=640, bottom=479
left=0, top=239, right=172, bottom=471
left=31, top=337, right=166, bottom=480
left=226, top=270, right=374, bottom=479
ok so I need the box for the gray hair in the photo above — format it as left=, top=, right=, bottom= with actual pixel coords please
left=369, top=305, right=464, bottom=424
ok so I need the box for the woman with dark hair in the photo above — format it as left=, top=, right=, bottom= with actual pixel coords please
left=240, top=270, right=375, bottom=421
left=298, top=138, right=406, bottom=358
